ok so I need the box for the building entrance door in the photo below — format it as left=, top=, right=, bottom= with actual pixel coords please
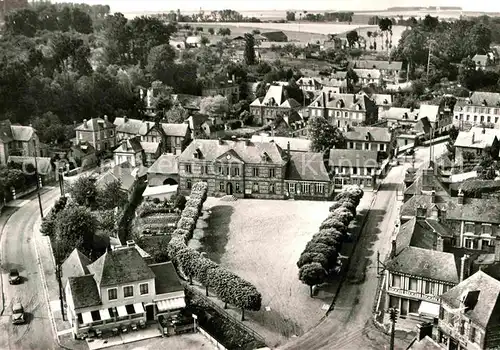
left=226, top=182, right=233, bottom=195
left=400, top=299, right=409, bottom=317
left=146, top=304, right=155, bottom=321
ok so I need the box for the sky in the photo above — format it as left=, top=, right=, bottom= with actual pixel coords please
left=55, top=0, right=500, bottom=13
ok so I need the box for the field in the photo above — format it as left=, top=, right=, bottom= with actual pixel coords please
left=188, top=194, right=374, bottom=347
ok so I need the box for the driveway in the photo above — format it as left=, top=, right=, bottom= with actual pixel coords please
left=0, top=187, right=61, bottom=350
left=280, top=144, right=447, bottom=350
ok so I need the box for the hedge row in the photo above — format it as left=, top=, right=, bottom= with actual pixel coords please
left=40, top=196, right=68, bottom=237
left=297, top=186, right=364, bottom=297
left=168, top=182, right=262, bottom=320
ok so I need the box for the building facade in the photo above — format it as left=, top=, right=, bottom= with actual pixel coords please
left=75, top=117, right=116, bottom=152
left=453, top=92, right=500, bottom=129
left=114, top=137, right=144, bottom=167
left=328, top=149, right=379, bottom=188
left=343, top=126, right=392, bottom=156
left=250, top=85, right=302, bottom=125
left=0, top=120, right=41, bottom=165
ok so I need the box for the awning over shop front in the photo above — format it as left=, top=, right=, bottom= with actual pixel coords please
left=116, top=305, right=128, bottom=317
left=133, top=302, right=145, bottom=314
left=156, top=297, right=186, bottom=312
left=99, top=308, right=111, bottom=321
left=82, top=311, right=93, bottom=324
left=418, top=301, right=440, bottom=317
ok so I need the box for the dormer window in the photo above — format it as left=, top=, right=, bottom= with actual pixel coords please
left=261, top=152, right=270, bottom=162
left=316, top=101, right=321, bottom=107
left=193, top=148, right=202, bottom=159
left=482, top=99, right=488, bottom=106
left=383, top=99, right=388, bottom=104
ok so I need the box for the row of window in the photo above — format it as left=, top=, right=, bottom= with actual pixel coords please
left=288, top=182, right=325, bottom=194
left=218, top=182, right=276, bottom=194
left=107, top=283, right=149, bottom=300
left=310, top=108, right=364, bottom=119
left=455, top=114, right=500, bottom=124
left=348, top=142, right=385, bottom=151
left=440, top=310, right=480, bottom=344
left=464, top=222, right=495, bottom=235
left=461, top=106, right=500, bottom=115
left=391, top=274, right=450, bottom=295
left=334, top=166, right=375, bottom=175
left=184, top=165, right=277, bottom=178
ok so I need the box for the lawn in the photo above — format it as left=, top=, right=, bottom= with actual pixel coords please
left=188, top=194, right=374, bottom=347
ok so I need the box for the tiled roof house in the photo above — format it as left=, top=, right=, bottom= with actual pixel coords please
left=250, top=85, right=302, bottom=125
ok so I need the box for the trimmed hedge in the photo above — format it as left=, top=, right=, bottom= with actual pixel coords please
left=167, top=181, right=262, bottom=318
left=297, top=186, right=364, bottom=295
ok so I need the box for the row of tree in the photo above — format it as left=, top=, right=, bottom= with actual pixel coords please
left=167, top=182, right=262, bottom=321
left=297, top=187, right=364, bottom=297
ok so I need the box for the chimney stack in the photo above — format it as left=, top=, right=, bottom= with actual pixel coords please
left=460, top=254, right=470, bottom=282
left=458, top=189, right=465, bottom=204
left=416, top=322, right=433, bottom=341
left=287, top=141, right=291, bottom=156
left=83, top=119, right=88, bottom=128
left=436, top=236, right=444, bottom=252
left=390, top=239, right=397, bottom=258
left=482, top=127, right=486, bottom=134
left=431, top=190, right=436, bottom=203
left=124, top=116, right=129, bottom=123
left=495, top=240, right=500, bottom=263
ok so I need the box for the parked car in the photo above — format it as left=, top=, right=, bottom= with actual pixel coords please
left=405, top=149, right=415, bottom=156
left=9, top=269, right=21, bottom=284
left=11, top=303, right=25, bottom=325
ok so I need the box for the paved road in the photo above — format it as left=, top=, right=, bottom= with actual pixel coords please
left=281, top=144, right=446, bottom=350
left=0, top=187, right=60, bottom=350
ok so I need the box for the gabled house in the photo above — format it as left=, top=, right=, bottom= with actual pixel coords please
left=0, top=120, right=41, bottom=165
left=147, top=153, right=179, bottom=187
left=308, top=88, right=378, bottom=127
left=343, top=125, right=392, bottom=156
left=296, top=77, right=323, bottom=92
left=7, top=155, right=55, bottom=183
left=159, top=123, right=191, bottom=155
left=140, top=142, right=161, bottom=167
left=113, top=137, right=144, bottom=167
left=284, top=151, right=331, bottom=200
left=453, top=92, right=500, bottom=129
left=453, top=127, right=500, bottom=165
left=250, top=85, right=302, bottom=125
left=438, top=271, right=500, bottom=349
left=186, top=114, right=212, bottom=139
left=114, top=117, right=153, bottom=142
left=419, top=104, right=446, bottom=130
left=178, top=139, right=288, bottom=199
left=472, top=54, right=492, bottom=70
left=352, top=60, right=403, bottom=83
left=74, top=117, right=116, bottom=152
left=353, top=69, right=382, bottom=86
left=328, top=149, right=379, bottom=188
left=68, top=142, right=98, bottom=169
left=201, top=79, right=240, bottom=104
left=95, top=161, right=137, bottom=196
left=64, top=245, right=186, bottom=340
left=171, top=94, right=203, bottom=113
left=260, top=31, right=288, bottom=42
left=379, top=107, right=420, bottom=128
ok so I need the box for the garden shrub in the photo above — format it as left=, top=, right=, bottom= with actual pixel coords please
left=177, top=216, right=196, bottom=232
left=182, top=206, right=200, bottom=221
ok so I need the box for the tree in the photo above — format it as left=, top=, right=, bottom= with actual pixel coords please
left=54, top=205, right=97, bottom=261
left=458, top=57, right=478, bottom=90
left=244, top=33, right=256, bottom=65
left=346, top=30, right=359, bottom=48
left=308, top=116, right=346, bottom=152
left=68, top=175, right=98, bottom=208
left=102, top=12, right=131, bottom=65
left=5, top=8, right=39, bottom=37
left=286, top=11, right=296, bottom=21
left=200, top=36, right=210, bottom=46
left=96, top=180, right=128, bottom=210
left=346, top=68, right=359, bottom=92
left=146, top=44, right=176, bottom=84
left=217, top=27, right=231, bottom=36
left=252, top=29, right=260, bottom=35
left=200, top=95, right=229, bottom=118
left=31, top=112, right=69, bottom=144
left=165, top=105, right=189, bottom=123
left=71, top=8, right=93, bottom=34
left=297, top=251, right=329, bottom=270
left=299, top=263, right=326, bottom=297
left=422, top=15, right=439, bottom=31
left=208, top=28, right=215, bottom=35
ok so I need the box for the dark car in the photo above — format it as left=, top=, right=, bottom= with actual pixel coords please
left=11, top=303, right=25, bottom=325
left=9, top=269, right=21, bottom=284
left=405, top=149, right=415, bottom=156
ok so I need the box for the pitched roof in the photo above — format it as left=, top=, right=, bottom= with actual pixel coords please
left=68, top=275, right=101, bottom=309
left=309, top=89, right=368, bottom=111
left=441, top=270, right=500, bottom=329
left=114, top=137, right=143, bottom=154
left=328, top=149, right=379, bottom=168
left=114, top=117, right=149, bottom=136
left=419, top=104, right=440, bottom=122
left=250, top=135, right=312, bottom=152
left=253, top=85, right=287, bottom=106
left=454, top=127, right=499, bottom=149
left=469, top=91, right=500, bottom=106
left=446, top=197, right=500, bottom=224
left=380, top=107, right=419, bottom=122
left=353, top=60, right=403, bottom=71
left=414, top=116, right=432, bottom=134
left=400, top=194, right=450, bottom=219
left=147, top=153, right=179, bottom=174
left=296, top=77, right=322, bottom=87
left=386, top=246, right=459, bottom=283
left=96, top=161, right=136, bottom=192
left=368, top=93, right=392, bottom=106
left=407, top=336, right=442, bottom=350
left=354, top=68, right=381, bottom=79
left=286, top=151, right=330, bottom=182
left=61, top=249, right=91, bottom=287
left=394, top=217, right=453, bottom=256
left=343, top=126, right=391, bottom=143
left=404, top=166, right=449, bottom=197
left=87, top=247, right=155, bottom=287
left=260, top=31, right=288, bottom=42
left=140, top=141, right=160, bottom=154
left=148, top=262, right=184, bottom=294
left=161, top=123, right=189, bottom=137
left=71, top=142, right=96, bottom=155
left=10, top=125, right=34, bottom=141
left=7, top=156, right=53, bottom=174
left=0, top=120, right=13, bottom=142
left=178, top=139, right=286, bottom=165
left=75, top=117, right=114, bottom=132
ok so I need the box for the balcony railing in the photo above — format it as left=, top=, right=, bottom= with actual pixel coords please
left=387, top=286, right=440, bottom=302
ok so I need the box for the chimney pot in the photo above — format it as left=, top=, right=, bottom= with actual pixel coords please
left=460, top=254, right=470, bottom=282
left=436, top=236, right=444, bottom=252
left=126, top=240, right=135, bottom=247
left=458, top=189, right=465, bottom=204
left=390, top=239, right=397, bottom=258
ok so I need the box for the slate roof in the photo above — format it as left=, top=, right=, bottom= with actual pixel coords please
left=10, top=125, right=34, bottom=141
left=369, top=93, right=392, bottom=106
left=441, top=270, right=500, bottom=329
left=469, top=91, right=500, bottom=106
left=250, top=135, right=311, bottom=152
left=7, top=156, right=53, bottom=174
left=286, top=151, right=330, bottom=182
left=140, top=142, right=160, bottom=154
left=148, top=262, right=184, bottom=294
left=454, top=127, right=499, bottom=149
left=414, top=117, right=432, bottom=134
left=62, top=249, right=91, bottom=287
left=343, top=126, right=391, bottom=143
left=75, top=117, right=115, bottom=132
left=446, top=197, right=500, bottom=224
left=87, top=247, right=155, bottom=287
left=71, top=142, right=96, bottom=156
left=114, top=117, right=147, bottom=136
left=96, top=161, right=136, bottom=192
left=171, top=94, right=203, bottom=110
left=68, top=275, right=101, bottom=309
left=309, top=89, right=368, bottom=110
left=354, top=68, right=381, bottom=79
left=404, top=166, right=449, bottom=197
left=379, top=107, right=419, bottom=122
left=353, top=60, right=403, bottom=71
left=147, top=153, right=179, bottom=174
left=260, top=31, right=288, bottom=42
left=386, top=246, right=459, bottom=283
left=328, top=149, right=379, bottom=168
left=251, top=85, right=300, bottom=108
left=178, top=139, right=286, bottom=164
left=407, top=336, right=442, bottom=350
left=161, top=123, right=189, bottom=137
left=114, top=137, right=143, bottom=154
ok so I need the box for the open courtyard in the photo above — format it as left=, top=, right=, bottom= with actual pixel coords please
left=188, top=193, right=374, bottom=347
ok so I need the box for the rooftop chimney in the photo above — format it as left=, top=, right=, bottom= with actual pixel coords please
left=83, top=119, right=88, bottom=127
left=287, top=141, right=291, bottom=156
left=495, top=240, right=500, bottom=263
left=416, top=322, right=433, bottom=341
left=458, top=189, right=465, bottom=204
left=430, top=190, right=436, bottom=203
left=482, top=127, right=486, bottom=134
left=460, top=254, right=470, bottom=282
left=436, top=236, right=444, bottom=252
left=390, top=239, right=397, bottom=258
left=124, top=116, right=129, bottom=123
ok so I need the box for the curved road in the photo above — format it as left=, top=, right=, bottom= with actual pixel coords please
left=281, top=145, right=446, bottom=350
left=0, top=187, right=60, bottom=350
